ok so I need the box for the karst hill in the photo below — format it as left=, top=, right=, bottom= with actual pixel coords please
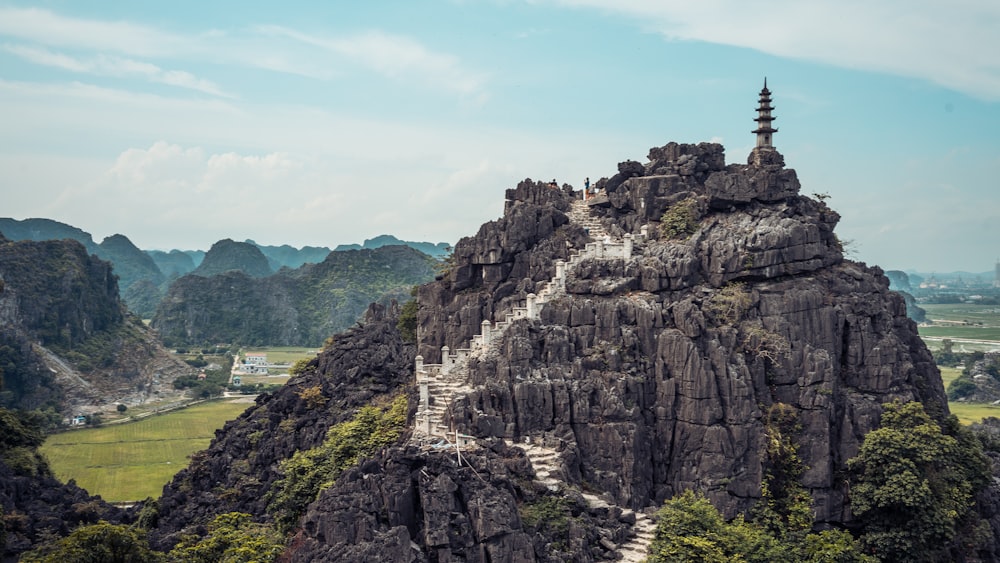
left=141, top=129, right=986, bottom=561
left=0, top=234, right=191, bottom=417
left=11, top=86, right=995, bottom=562
left=413, top=140, right=941, bottom=523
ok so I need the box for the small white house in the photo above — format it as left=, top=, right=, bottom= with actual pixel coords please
left=244, top=353, right=267, bottom=366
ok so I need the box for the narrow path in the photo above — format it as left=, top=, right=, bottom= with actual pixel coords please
left=514, top=440, right=656, bottom=561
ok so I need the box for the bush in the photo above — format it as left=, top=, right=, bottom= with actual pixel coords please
left=168, top=512, right=284, bottom=563
left=289, top=358, right=312, bottom=376
left=397, top=298, right=418, bottom=343
left=706, top=282, right=751, bottom=325
left=267, top=395, right=408, bottom=533
left=19, top=521, right=160, bottom=563
left=947, top=373, right=978, bottom=400
left=659, top=197, right=700, bottom=240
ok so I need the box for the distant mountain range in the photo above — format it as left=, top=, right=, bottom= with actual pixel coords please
left=334, top=234, right=450, bottom=259
left=152, top=245, right=437, bottom=347
left=0, top=218, right=449, bottom=317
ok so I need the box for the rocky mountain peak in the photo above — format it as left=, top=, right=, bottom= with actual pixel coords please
left=145, top=136, right=954, bottom=562
left=412, top=138, right=941, bottom=528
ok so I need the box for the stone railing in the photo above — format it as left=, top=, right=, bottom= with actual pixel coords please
left=412, top=209, right=650, bottom=440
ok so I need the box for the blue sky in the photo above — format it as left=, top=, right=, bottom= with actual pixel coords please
left=1, top=1, right=998, bottom=273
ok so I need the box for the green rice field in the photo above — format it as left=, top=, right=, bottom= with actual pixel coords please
left=933, top=367, right=1000, bottom=424
left=921, top=304, right=1000, bottom=325
left=918, top=305, right=1000, bottom=425
left=41, top=400, right=251, bottom=502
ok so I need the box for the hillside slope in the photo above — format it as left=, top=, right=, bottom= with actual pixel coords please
left=152, top=245, right=437, bottom=347
left=0, top=235, right=191, bottom=416
left=137, top=141, right=1000, bottom=562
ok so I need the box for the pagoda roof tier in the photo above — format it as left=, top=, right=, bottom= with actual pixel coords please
left=752, top=126, right=778, bottom=134
left=754, top=116, right=777, bottom=122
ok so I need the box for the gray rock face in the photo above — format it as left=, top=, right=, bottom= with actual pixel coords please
left=138, top=140, right=956, bottom=561
left=417, top=143, right=946, bottom=526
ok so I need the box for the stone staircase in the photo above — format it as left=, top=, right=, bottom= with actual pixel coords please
left=567, top=199, right=611, bottom=241
left=411, top=198, right=644, bottom=442
left=620, top=512, right=657, bottom=563
left=515, top=439, right=657, bottom=561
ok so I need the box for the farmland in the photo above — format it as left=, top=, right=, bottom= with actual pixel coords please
left=41, top=399, right=251, bottom=502
left=919, top=304, right=1000, bottom=425
left=40, top=346, right=320, bottom=501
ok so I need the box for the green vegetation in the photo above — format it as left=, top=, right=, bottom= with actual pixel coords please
left=168, top=512, right=284, bottom=563
left=848, top=401, right=991, bottom=562
left=647, top=490, right=872, bottom=563
left=152, top=245, right=436, bottom=348
left=20, top=521, right=160, bottom=563
left=920, top=326, right=1000, bottom=340
left=706, top=282, right=752, bottom=325
left=267, top=394, right=408, bottom=533
left=921, top=304, right=1000, bottom=325
left=919, top=304, right=1000, bottom=355
left=173, top=355, right=234, bottom=398
left=949, top=402, right=1000, bottom=425
left=41, top=400, right=250, bottom=501
left=53, top=317, right=151, bottom=374
left=397, top=293, right=418, bottom=343
left=249, top=347, right=318, bottom=365
left=0, top=407, right=50, bottom=477
left=659, top=197, right=701, bottom=240
left=520, top=494, right=572, bottom=550
left=649, top=403, right=873, bottom=562
left=288, top=358, right=312, bottom=376
left=20, top=512, right=285, bottom=563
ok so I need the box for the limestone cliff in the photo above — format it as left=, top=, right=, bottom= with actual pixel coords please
left=417, top=142, right=943, bottom=525
left=144, top=141, right=961, bottom=562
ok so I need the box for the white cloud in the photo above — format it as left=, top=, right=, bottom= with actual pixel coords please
left=258, top=26, right=490, bottom=102
left=552, top=0, right=1000, bottom=100
left=0, top=7, right=187, bottom=57
left=0, top=8, right=488, bottom=102
left=3, top=44, right=232, bottom=97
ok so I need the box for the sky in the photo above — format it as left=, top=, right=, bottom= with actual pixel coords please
left=1, top=1, right=998, bottom=273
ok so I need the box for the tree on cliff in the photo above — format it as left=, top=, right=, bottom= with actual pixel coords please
left=848, top=401, right=991, bottom=562
left=647, top=490, right=872, bottom=562
left=18, top=521, right=159, bottom=563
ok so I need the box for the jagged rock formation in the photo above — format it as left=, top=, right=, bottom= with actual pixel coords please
left=0, top=218, right=96, bottom=250
left=0, top=218, right=169, bottom=314
left=93, top=139, right=972, bottom=562
left=149, top=302, right=415, bottom=548
left=150, top=304, right=642, bottom=562
left=0, top=408, right=130, bottom=560
left=416, top=142, right=945, bottom=528
left=152, top=245, right=437, bottom=347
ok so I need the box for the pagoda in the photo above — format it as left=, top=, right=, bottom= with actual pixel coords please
left=752, top=78, right=777, bottom=149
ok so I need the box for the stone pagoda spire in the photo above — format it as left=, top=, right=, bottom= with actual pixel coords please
left=752, top=78, right=777, bottom=149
